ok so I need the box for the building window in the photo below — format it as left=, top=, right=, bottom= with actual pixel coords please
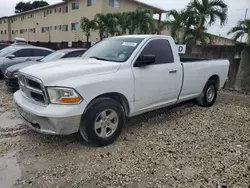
left=55, top=26, right=57, bottom=30
left=62, top=25, right=68, bottom=31
left=0, top=31, right=3, bottom=35
left=71, top=22, right=79, bottom=31
left=42, top=11, right=46, bottom=17
left=109, top=0, right=120, bottom=8
left=55, top=8, right=57, bottom=13
left=72, top=1, right=79, bottom=9
left=42, top=27, right=46, bottom=33
left=47, top=10, right=49, bottom=14
left=4, top=19, right=6, bottom=23
left=50, top=9, right=52, bottom=14
left=87, top=0, right=96, bottom=7
left=63, top=6, right=68, bottom=13
left=59, top=7, right=62, bottom=12
left=0, top=20, right=2, bottom=24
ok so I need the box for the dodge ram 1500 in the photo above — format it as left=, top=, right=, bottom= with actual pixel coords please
left=14, top=35, right=229, bottom=146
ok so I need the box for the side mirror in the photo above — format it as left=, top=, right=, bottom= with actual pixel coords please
left=6, top=54, right=15, bottom=59
left=134, top=54, right=155, bottom=67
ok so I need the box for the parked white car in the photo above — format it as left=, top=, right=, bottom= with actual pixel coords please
left=14, top=35, right=229, bottom=146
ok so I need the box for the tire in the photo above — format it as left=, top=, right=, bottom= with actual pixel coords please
left=80, top=98, right=125, bottom=146
left=196, top=80, right=217, bottom=107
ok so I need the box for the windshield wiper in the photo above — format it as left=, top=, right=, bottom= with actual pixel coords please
left=89, top=56, right=110, bottom=61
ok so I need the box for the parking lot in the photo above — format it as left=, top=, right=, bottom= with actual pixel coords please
left=0, top=79, right=249, bottom=188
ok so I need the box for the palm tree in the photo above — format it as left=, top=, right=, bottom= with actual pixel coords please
left=104, top=13, right=118, bottom=37
left=187, top=0, right=228, bottom=28
left=165, top=10, right=192, bottom=43
left=185, top=0, right=228, bottom=44
left=184, top=28, right=212, bottom=45
left=113, top=12, right=130, bottom=35
left=94, top=13, right=108, bottom=40
left=133, top=8, right=154, bottom=34
left=80, top=17, right=96, bottom=43
left=228, top=19, right=250, bottom=44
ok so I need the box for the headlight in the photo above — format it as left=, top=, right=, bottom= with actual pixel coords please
left=47, top=87, right=82, bottom=104
left=13, top=72, right=19, bottom=78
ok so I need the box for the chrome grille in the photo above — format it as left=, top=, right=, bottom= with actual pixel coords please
left=18, top=74, right=47, bottom=104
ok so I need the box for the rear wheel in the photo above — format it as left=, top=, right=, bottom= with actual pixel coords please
left=196, top=80, right=217, bottom=107
left=80, top=98, right=125, bottom=146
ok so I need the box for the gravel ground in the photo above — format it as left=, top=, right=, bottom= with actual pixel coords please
left=0, top=80, right=249, bottom=188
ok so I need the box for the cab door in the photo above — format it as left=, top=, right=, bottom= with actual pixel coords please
left=132, top=39, right=183, bottom=113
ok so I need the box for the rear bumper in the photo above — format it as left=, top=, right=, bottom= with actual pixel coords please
left=14, top=90, right=87, bottom=135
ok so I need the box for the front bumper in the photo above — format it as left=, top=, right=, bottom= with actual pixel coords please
left=14, top=90, right=87, bottom=135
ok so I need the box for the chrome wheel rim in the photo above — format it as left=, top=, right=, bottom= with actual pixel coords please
left=94, top=109, right=119, bottom=138
left=206, top=85, right=215, bottom=103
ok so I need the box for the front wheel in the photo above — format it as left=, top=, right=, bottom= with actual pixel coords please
left=80, top=98, right=125, bottom=146
left=196, top=80, right=217, bottom=107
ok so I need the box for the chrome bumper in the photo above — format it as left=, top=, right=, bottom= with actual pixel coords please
left=14, top=90, right=87, bottom=135
left=16, top=103, right=81, bottom=135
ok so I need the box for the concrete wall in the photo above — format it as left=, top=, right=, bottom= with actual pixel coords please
left=234, top=46, right=250, bottom=92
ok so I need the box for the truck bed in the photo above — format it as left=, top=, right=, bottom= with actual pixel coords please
left=180, top=57, right=209, bottom=62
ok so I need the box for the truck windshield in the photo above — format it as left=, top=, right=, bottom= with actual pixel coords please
left=40, top=51, right=66, bottom=62
left=83, top=37, right=144, bottom=62
left=0, top=46, right=16, bottom=57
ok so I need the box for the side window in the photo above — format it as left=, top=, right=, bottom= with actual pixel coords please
left=13, top=49, right=32, bottom=57
left=139, top=39, right=174, bottom=64
left=32, top=49, right=52, bottom=57
left=63, top=51, right=85, bottom=58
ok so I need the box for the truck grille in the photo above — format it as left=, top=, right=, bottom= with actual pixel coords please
left=18, top=74, right=47, bottom=104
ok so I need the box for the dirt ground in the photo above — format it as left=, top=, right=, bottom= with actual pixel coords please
left=0, top=79, right=249, bottom=188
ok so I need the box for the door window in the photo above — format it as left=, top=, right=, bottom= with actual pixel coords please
left=32, top=49, right=52, bottom=57
left=13, top=49, right=32, bottom=57
left=138, top=39, right=174, bottom=65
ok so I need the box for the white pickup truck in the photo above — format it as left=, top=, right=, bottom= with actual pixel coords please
left=14, top=35, right=229, bottom=146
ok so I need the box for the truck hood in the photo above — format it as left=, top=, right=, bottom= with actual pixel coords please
left=20, top=58, right=121, bottom=85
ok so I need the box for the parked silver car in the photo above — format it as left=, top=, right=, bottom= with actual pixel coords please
left=0, top=44, right=54, bottom=77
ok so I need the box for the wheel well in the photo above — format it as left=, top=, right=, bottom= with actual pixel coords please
left=208, top=75, right=220, bottom=90
left=87, top=92, right=130, bottom=117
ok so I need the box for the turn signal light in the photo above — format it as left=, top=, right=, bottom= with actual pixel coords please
left=60, top=97, right=81, bottom=104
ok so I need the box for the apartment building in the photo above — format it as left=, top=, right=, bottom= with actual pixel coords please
left=0, top=0, right=166, bottom=43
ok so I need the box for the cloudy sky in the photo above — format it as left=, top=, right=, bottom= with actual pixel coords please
left=0, top=0, right=249, bottom=40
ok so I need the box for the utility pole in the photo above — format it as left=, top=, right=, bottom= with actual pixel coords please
left=240, top=8, right=248, bottom=42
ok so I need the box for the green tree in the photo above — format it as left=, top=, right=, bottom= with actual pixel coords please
left=94, top=13, right=108, bottom=40
left=15, top=1, right=49, bottom=13
left=165, top=10, right=192, bottom=43
left=228, top=19, right=250, bottom=44
left=185, top=0, right=228, bottom=44
left=113, top=12, right=130, bottom=35
left=32, top=1, right=49, bottom=9
left=80, top=17, right=96, bottom=43
left=133, top=8, right=154, bottom=34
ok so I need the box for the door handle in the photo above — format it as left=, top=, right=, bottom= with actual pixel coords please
left=169, top=70, right=177, bottom=74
